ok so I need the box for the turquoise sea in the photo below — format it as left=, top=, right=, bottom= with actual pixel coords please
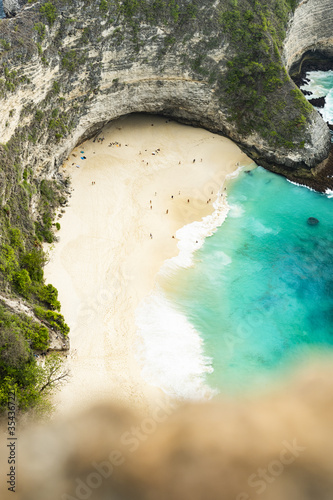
left=164, top=167, right=333, bottom=395
left=137, top=72, right=333, bottom=399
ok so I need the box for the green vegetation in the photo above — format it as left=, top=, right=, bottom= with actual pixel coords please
left=0, top=127, right=70, bottom=416
left=99, top=0, right=109, bottom=12
left=0, top=306, right=68, bottom=414
left=61, top=49, right=86, bottom=72
left=40, top=2, right=57, bottom=26
left=0, top=64, right=30, bottom=97
left=35, top=306, right=69, bottom=335
left=38, top=284, right=61, bottom=311
left=0, top=38, right=11, bottom=50
left=34, top=22, right=46, bottom=40
left=218, top=0, right=309, bottom=148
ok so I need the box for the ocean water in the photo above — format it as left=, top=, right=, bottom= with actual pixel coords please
left=301, top=70, right=333, bottom=125
left=0, top=1, right=4, bottom=19
left=136, top=73, right=333, bottom=399
left=161, top=167, right=333, bottom=395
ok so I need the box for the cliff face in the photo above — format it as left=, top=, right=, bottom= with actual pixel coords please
left=284, top=0, right=333, bottom=75
left=0, top=0, right=331, bottom=192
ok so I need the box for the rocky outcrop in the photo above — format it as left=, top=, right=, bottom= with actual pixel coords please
left=308, top=96, right=326, bottom=108
left=0, top=294, right=69, bottom=351
left=3, top=0, right=26, bottom=17
left=0, top=0, right=331, bottom=192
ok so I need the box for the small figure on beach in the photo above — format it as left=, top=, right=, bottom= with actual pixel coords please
left=179, top=161, right=181, bottom=165
left=193, top=159, right=196, bottom=163
left=166, top=209, right=168, bottom=214
left=150, top=233, right=153, bottom=239
left=155, top=192, right=157, bottom=196
left=171, top=195, right=173, bottom=199
left=187, top=199, right=190, bottom=203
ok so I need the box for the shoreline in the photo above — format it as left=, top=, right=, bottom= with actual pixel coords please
left=44, top=114, right=253, bottom=416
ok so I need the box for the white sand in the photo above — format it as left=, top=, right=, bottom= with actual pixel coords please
left=44, top=114, right=252, bottom=416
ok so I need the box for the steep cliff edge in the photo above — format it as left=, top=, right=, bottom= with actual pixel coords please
left=0, top=0, right=331, bottom=183
left=0, top=0, right=333, bottom=412
left=284, top=0, right=333, bottom=76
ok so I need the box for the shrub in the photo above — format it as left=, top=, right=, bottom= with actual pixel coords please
left=9, top=227, right=24, bottom=250
left=0, top=39, right=11, bottom=50
left=20, top=249, right=45, bottom=282
left=99, top=0, right=108, bottom=12
left=34, top=22, right=46, bottom=39
left=38, top=284, right=61, bottom=311
left=0, top=245, right=18, bottom=282
left=34, top=306, right=69, bottom=336
left=13, top=269, right=32, bottom=297
left=40, top=2, right=57, bottom=26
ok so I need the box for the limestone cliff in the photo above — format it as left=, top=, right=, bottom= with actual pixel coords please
left=284, top=0, right=333, bottom=76
left=0, top=0, right=331, bottom=188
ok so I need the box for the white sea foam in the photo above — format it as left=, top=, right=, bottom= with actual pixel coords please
left=286, top=179, right=316, bottom=193
left=301, top=70, right=333, bottom=124
left=136, top=289, right=215, bottom=400
left=135, top=165, right=251, bottom=400
left=325, top=189, right=333, bottom=198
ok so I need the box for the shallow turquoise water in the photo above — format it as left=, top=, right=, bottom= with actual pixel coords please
left=165, top=167, right=333, bottom=394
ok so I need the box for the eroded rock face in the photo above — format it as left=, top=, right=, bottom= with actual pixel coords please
left=3, top=0, right=26, bottom=17
left=283, top=0, right=333, bottom=75
left=0, top=0, right=331, bottom=194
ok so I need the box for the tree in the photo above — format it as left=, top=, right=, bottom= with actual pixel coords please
left=37, top=353, right=70, bottom=396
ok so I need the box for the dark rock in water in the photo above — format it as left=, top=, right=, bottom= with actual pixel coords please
left=308, top=96, right=326, bottom=108
left=301, top=89, right=313, bottom=96
left=327, top=122, right=333, bottom=131
left=307, top=217, right=319, bottom=225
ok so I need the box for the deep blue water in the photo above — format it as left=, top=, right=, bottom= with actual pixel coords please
left=0, top=1, right=5, bottom=19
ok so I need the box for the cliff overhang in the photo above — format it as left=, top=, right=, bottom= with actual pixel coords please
left=0, top=0, right=332, bottom=185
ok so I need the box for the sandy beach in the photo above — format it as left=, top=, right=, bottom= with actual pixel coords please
left=44, top=114, right=252, bottom=416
